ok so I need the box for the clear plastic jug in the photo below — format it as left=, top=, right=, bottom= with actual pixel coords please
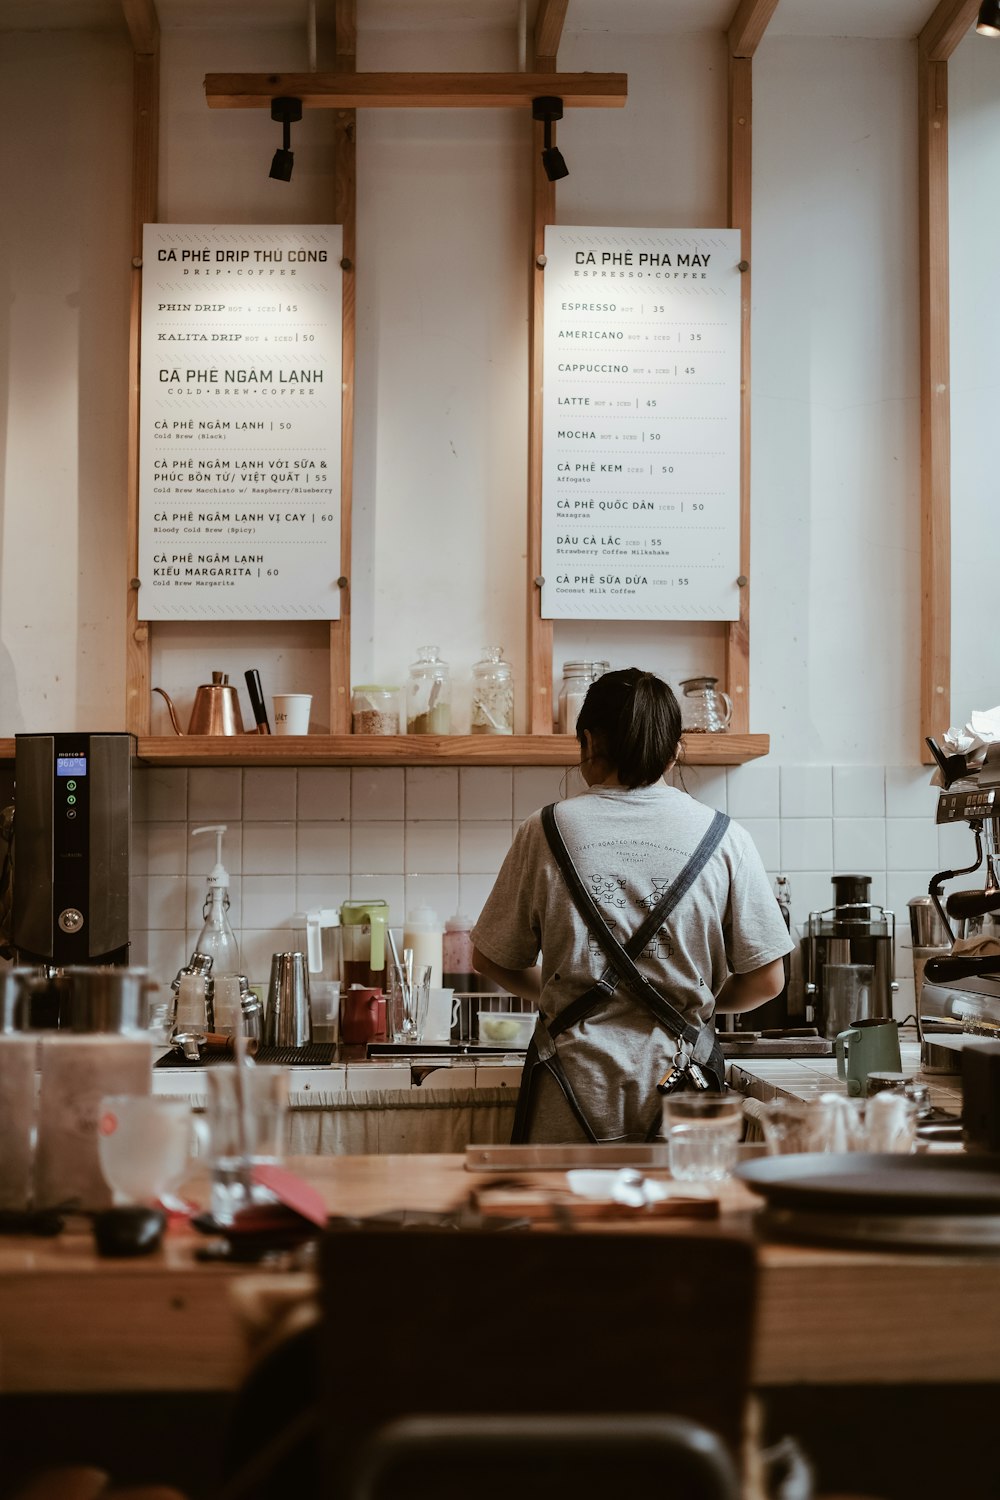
left=340, top=899, right=390, bottom=989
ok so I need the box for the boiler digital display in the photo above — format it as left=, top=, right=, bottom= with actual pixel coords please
left=56, top=755, right=87, bottom=777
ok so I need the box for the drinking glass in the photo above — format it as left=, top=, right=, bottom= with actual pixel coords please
left=98, top=1095, right=193, bottom=1208
left=661, top=1093, right=744, bottom=1183
left=388, top=963, right=432, bottom=1043
left=203, top=1065, right=289, bottom=1225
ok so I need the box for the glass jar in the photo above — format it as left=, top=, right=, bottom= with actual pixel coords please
left=557, top=660, right=604, bottom=735
left=407, top=645, right=451, bottom=734
left=678, top=676, right=732, bottom=733
left=471, top=646, right=514, bottom=735
left=351, top=684, right=401, bottom=735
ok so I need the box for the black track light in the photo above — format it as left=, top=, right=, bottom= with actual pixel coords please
left=978, top=0, right=1000, bottom=35
left=269, top=96, right=302, bottom=181
left=532, top=95, right=569, bottom=182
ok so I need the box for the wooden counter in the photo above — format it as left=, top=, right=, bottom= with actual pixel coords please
left=1, top=1152, right=999, bottom=1397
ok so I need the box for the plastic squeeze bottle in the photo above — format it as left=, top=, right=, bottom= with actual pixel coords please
left=191, top=824, right=243, bottom=1033
left=402, top=905, right=443, bottom=988
left=442, top=912, right=477, bottom=992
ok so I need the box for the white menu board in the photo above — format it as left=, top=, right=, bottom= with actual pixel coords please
left=541, top=227, right=742, bottom=621
left=138, top=225, right=343, bottom=621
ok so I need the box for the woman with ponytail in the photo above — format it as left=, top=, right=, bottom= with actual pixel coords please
left=472, top=669, right=791, bottom=1144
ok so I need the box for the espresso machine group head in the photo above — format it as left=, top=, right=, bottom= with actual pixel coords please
left=11, top=733, right=134, bottom=969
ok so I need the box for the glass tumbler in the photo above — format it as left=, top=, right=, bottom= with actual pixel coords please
left=388, top=963, right=432, bottom=1043
left=661, top=1093, right=744, bottom=1183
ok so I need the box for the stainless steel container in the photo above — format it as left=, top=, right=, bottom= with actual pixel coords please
left=62, top=966, right=155, bottom=1034
left=908, top=896, right=951, bottom=948
left=264, top=951, right=312, bottom=1048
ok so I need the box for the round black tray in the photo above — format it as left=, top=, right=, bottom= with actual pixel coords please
left=736, top=1152, right=1000, bottom=1217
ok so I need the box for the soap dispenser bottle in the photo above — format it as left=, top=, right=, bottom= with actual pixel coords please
left=191, top=824, right=243, bottom=1034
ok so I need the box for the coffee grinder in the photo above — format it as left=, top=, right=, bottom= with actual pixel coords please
left=12, top=733, right=134, bottom=969
left=804, top=874, right=897, bottom=1035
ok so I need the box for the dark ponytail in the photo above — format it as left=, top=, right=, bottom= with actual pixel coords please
left=576, top=669, right=682, bottom=788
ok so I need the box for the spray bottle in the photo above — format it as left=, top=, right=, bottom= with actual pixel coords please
left=191, top=824, right=243, bottom=1034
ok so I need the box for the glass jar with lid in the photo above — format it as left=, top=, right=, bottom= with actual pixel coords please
left=351, top=684, right=401, bottom=735
left=557, top=660, right=609, bottom=734
left=407, top=645, right=451, bottom=734
left=471, top=646, right=514, bottom=735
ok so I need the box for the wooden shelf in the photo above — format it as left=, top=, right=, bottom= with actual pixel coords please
left=0, top=732, right=766, bottom=769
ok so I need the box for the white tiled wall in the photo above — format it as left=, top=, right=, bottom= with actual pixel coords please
left=131, top=762, right=948, bottom=1019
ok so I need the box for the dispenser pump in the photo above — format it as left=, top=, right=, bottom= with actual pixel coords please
left=191, top=824, right=241, bottom=978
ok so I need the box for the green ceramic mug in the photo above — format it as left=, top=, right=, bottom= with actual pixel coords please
left=835, top=1017, right=902, bottom=1097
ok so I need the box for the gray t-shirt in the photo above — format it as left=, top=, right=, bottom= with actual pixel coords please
left=472, top=782, right=793, bottom=1143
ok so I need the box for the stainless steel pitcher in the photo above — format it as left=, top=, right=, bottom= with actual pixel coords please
left=264, top=951, right=312, bottom=1049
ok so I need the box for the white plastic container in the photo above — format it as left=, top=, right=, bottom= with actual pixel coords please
left=402, top=906, right=443, bottom=988
left=478, top=1011, right=535, bottom=1048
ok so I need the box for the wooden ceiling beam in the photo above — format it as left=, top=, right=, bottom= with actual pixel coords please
left=727, top=0, right=779, bottom=58
left=204, top=71, right=626, bottom=110
left=919, top=0, right=981, bottom=61
left=534, top=0, right=569, bottom=70
left=333, top=0, right=356, bottom=71
left=121, top=0, right=159, bottom=55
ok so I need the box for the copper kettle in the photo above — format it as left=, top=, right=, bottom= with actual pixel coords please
left=153, top=672, right=246, bottom=735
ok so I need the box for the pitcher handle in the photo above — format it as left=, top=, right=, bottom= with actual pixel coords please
left=835, top=1028, right=857, bottom=1082
left=718, top=691, right=733, bottom=728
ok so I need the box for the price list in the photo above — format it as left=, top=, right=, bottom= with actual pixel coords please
left=541, top=226, right=742, bottom=621
left=138, top=224, right=342, bottom=621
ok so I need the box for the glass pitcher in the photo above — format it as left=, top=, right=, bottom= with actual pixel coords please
left=678, top=676, right=732, bottom=733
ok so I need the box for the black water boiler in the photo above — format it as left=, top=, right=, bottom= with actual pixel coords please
left=12, top=732, right=133, bottom=969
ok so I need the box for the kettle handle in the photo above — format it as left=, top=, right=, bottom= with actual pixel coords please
left=152, top=687, right=184, bottom=736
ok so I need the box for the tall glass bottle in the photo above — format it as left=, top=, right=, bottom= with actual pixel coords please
left=191, top=825, right=242, bottom=1034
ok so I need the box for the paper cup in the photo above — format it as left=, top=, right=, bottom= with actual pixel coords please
left=273, top=694, right=311, bottom=735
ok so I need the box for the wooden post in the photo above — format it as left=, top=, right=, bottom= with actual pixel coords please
left=124, top=9, right=159, bottom=736
left=725, top=55, right=752, bottom=735
left=915, top=0, right=978, bottom=758
left=526, top=6, right=568, bottom=736
left=527, top=135, right=556, bottom=736
left=330, top=0, right=356, bottom=734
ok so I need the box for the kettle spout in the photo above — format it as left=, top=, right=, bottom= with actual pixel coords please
left=153, top=687, right=184, bottom=736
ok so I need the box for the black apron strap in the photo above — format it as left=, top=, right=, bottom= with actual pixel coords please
left=510, top=1003, right=607, bottom=1145
left=541, top=802, right=729, bottom=1053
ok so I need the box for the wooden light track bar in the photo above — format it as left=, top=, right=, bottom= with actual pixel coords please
left=204, top=72, right=627, bottom=110
left=124, top=0, right=159, bottom=736
left=915, top=0, right=977, bottom=759
left=330, top=0, right=356, bottom=734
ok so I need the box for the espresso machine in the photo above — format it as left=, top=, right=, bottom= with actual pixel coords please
left=804, top=873, right=897, bottom=1036
left=919, top=739, right=1000, bottom=1061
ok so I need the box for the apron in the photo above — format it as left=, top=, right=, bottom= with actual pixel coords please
left=510, top=804, right=730, bottom=1145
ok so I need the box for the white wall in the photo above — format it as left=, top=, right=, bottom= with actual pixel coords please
left=0, top=31, right=131, bottom=733
left=948, top=33, right=1000, bottom=726
left=1, top=10, right=992, bottom=996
